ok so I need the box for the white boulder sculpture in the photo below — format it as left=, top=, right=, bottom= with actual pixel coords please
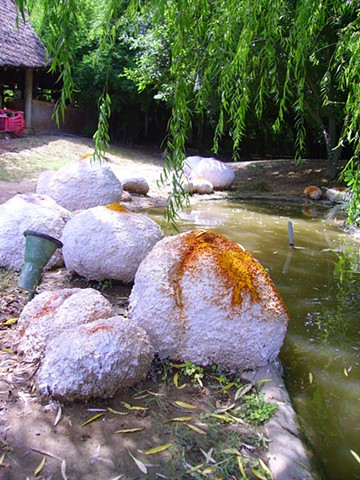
left=62, top=203, right=164, bottom=282
left=36, top=158, right=122, bottom=211
left=36, top=316, right=153, bottom=401
left=122, top=177, right=150, bottom=195
left=129, top=230, right=289, bottom=371
left=0, top=194, right=71, bottom=270
left=17, top=288, right=114, bottom=361
left=184, top=156, right=203, bottom=177
left=185, top=156, right=235, bottom=190
left=191, top=157, right=235, bottom=189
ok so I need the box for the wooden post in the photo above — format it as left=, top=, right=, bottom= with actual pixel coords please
left=24, top=68, right=33, bottom=129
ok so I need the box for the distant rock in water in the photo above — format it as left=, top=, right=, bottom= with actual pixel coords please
left=303, top=186, right=322, bottom=200
left=129, top=230, right=289, bottom=371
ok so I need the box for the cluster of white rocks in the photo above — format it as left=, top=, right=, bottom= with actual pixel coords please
left=0, top=157, right=162, bottom=281
left=14, top=229, right=289, bottom=400
left=183, top=156, right=235, bottom=194
left=16, top=288, right=153, bottom=401
left=1, top=155, right=290, bottom=401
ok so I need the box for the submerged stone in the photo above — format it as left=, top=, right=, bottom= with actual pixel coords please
left=129, top=230, right=289, bottom=371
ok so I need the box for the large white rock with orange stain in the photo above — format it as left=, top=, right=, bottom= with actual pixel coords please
left=16, top=288, right=114, bottom=361
left=0, top=193, right=71, bottom=270
left=62, top=203, right=164, bottom=282
left=36, top=158, right=122, bottom=211
left=36, top=316, right=153, bottom=400
left=129, top=230, right=289, bottom=371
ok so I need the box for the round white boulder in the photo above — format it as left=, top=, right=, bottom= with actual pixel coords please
left=36, top=158, right=122, bottom=211
left=0, top=194, right=71, bottom=270
left=129, top=230, right=289, bottom=371
left=62, top=203, right=164, bottom=282
left=36, top=316, right=153, bottom=400
left=184, top=156, right=203, bottom=177
left=191, top=158, right=235, bottom=189
left=16, top=288, right=114, bottom=361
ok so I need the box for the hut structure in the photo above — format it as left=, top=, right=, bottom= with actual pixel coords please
left=0, top=0, right=48, bottom=130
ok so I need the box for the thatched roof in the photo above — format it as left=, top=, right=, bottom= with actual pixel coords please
left=0, top=0, right=47, bottom=68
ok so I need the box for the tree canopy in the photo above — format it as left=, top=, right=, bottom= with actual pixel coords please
left=15, top=0, right=360, bottom=225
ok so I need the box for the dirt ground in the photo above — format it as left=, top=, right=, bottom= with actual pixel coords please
left=0, top=134, right=340, bottom=480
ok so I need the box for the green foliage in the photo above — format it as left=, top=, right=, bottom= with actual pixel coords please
left=16, top=0, right=360, bottom=225
left=237, top=393, right=277, bottom=426
left=180, top=361, right=205, bottom=386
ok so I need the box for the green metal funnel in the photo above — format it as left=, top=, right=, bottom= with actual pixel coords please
left=18, top=230, right=63, bottom=296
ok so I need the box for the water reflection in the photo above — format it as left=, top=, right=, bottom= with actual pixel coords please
left=149, top=199, right=360, bottom=480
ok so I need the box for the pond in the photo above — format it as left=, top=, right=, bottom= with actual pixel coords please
left=149, top=198, right=360, bottom=480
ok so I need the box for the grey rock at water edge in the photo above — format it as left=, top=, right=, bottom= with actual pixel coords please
left=16, top=288, right=114, bottom=361
left=36, top=158, right=122, bottom=211
left=62, top=204, right=164, bottom=282
left=122, top=177, right=150, bottom=195
left=36, top=316, right=153, bottom=401
left=129, top=230, right=289, bottom=371
left=0, top=193, right=71, bottom=270
left=184, top=178, right=214, bottom=195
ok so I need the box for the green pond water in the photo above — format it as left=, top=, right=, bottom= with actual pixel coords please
left=149, top=199, right=360, bottom=480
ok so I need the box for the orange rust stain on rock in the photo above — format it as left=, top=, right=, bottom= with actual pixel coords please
left=106, top=203, right=128, bottom=213
left=85, top=324, right=113, bottom=334
left=175, top=230, right=275, bottom=309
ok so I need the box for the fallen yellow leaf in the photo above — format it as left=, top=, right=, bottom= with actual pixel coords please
left=34, top=456, right=46, bottom=476
left=114, top=428, right=144, bottom=434
left=185, top=423, right=207, bottom=435
left=174, top=401, right=197, bottom=409
left=143, top=443, right=172, bottom=455
left=81, top=412, right=105, bottom=426
left=3, top=317, right=19, bottom=325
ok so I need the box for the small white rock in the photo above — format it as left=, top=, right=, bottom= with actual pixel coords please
left=17, top=288, right=114, bottom=361
left=36, top=316, right=153, bottom=400
left=184, top=178, right=214, bottom=194
left=191, top=158, right=235, bottom=189
left=0, top=194, right=71, bottom=270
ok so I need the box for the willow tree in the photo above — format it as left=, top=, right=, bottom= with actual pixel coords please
left=15, top=0, right=360, bottom=225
